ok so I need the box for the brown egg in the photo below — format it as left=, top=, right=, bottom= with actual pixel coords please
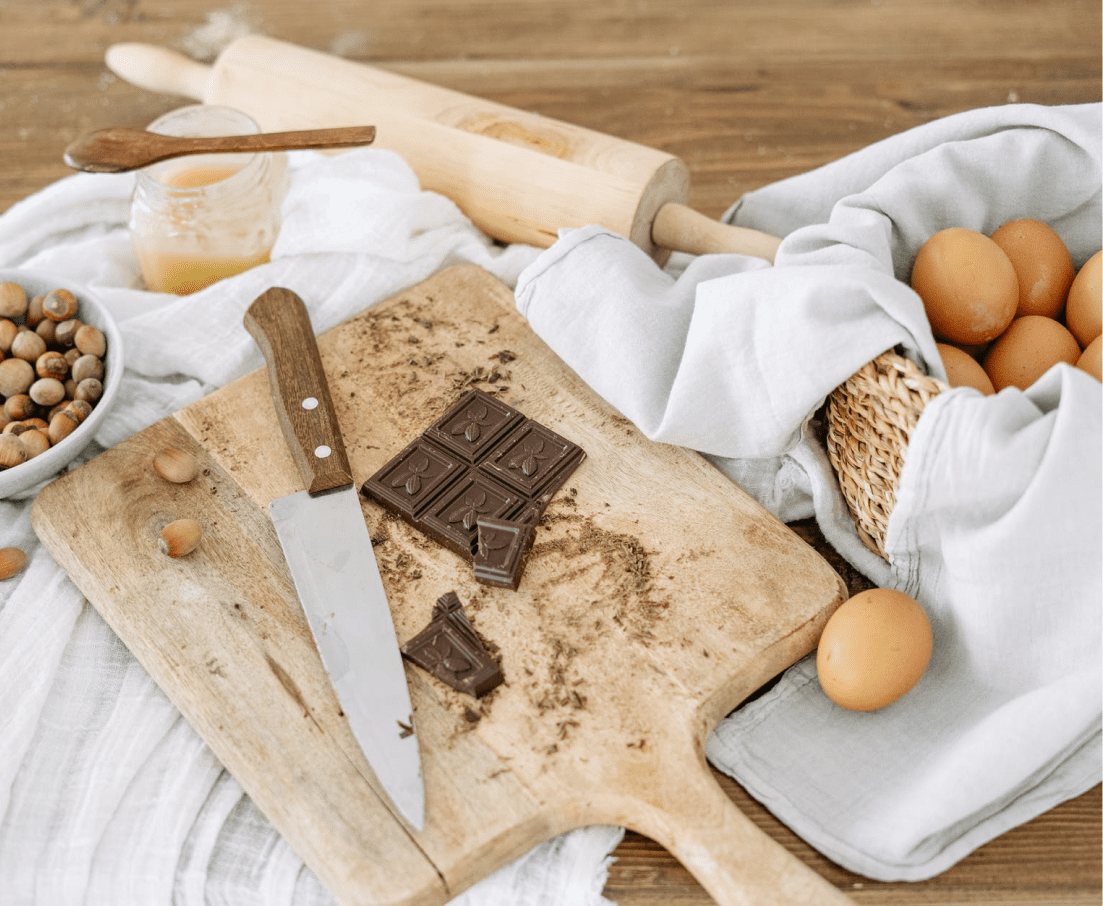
left=816, top=588, right=933, bottom=712
left=937, top=342, right=995, bottom=395
left=990, top=218, right=1075, bottom=319
left=1066, top=250, right=1102, bottom=348
left=983, top=315, right=1081, bottom=391
left=1076, top=335, right=1101, bottom=382
left=911, top=228, right=1018, bottom=344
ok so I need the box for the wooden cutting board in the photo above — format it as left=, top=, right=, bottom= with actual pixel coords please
left=31, top=264, right=851, bottom=906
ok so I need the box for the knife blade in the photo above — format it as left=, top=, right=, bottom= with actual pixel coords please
left=244, top=286, right=424, bottom=831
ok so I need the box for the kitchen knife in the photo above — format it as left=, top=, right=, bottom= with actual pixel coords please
left=244, top=286, right=425, bottom=831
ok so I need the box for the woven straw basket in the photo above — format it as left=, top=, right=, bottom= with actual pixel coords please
left=824, top=348, right=949, bottom=560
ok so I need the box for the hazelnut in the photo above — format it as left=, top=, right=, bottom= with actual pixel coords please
left=10, top=330, right=46, bottom=363
left=0, top=283, right=28, bottom=320
left=74, top=324, right=106, bottom=357
left=153, top=447, right=198, bottom=484
left=35, top=319, right=57, bottom=345
left=48, top=408, right=80, bottom=445
left=159, top=518, right=202, bottom=558
left=0, top=357, right=34, bottom=397
left=19, top=428, right=50, bottom=459
left=29, top=377, right=66, bottom=407
left=24, top=295, right=45, bottom=328
left=71, top=354, right=104, bottom=384
left=43, top=288, right=79, bottom=322
left=74, top=378, right=102, bottom=404
left=0, top=433, right=28, bottom=469
left=0, top=319, right=17, bottom=354
left=4, top=394, right=38, bottom=421
left=0, top=546, right=28, bottom=580
left=36, top=350, right=69, bottom=380
left=65, top=399, right=93, bottom=423
left=54, top=319, right=81, bottom=347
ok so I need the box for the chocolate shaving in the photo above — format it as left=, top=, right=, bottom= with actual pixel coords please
left=401, top=592, right=503, bottom=698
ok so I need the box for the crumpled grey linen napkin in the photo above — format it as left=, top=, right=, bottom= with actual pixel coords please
left=514, top=102, right=1102, bottom=881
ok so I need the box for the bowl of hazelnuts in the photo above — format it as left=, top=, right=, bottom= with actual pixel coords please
left=0, top=269, right=123, bottom=499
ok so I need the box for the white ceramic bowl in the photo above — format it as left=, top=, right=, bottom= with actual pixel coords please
left=0, top=270, right=124, bottom=499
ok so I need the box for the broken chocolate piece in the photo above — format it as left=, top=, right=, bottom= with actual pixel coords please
left=362, top=388, right=585, bottom=562
left=474, top=516, right=535, bottom=590
left=401, top=591, right=503, bottom=697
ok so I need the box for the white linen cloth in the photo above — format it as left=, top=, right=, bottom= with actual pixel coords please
left=0, top=148, right=624, bottom=905
left=514, top=102, right=1102, bottom=881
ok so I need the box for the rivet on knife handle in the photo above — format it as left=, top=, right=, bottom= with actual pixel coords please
left=244, top=287, right=354, bottom=494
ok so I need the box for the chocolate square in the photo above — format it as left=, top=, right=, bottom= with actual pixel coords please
left=418, top=473, right=520, bottom=558
left=423, top=389, right=524, bottom=463
left=361, top=387, right=584, bottom=568
left=362, top=437, right=464, bottom=519
left=480, top=421, right=585, bottom=500
left=474, top=517, right=535, bottom=590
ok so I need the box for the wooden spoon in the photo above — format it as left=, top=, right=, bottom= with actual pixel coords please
left=63, top=124, right=377, bottom=173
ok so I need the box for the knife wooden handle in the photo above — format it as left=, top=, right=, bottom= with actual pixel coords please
left=244, top=287, right=355, bottom=494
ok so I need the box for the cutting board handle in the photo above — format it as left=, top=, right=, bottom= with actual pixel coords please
left=616, top=744, right=854, bottom=905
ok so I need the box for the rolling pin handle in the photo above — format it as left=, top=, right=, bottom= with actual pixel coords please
left=105, top=43, right=212, bottom=101
left=652, top=202, right=782, bottom=264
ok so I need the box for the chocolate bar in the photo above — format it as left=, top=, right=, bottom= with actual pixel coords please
left=473, top=516, right=535, bottom=590
left=401, top=591, right=503, bottom=697
left=362, top=388, right=584, bottom=560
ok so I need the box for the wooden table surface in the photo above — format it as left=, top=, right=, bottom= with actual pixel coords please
left=2, top=1, right=1100, bottom=904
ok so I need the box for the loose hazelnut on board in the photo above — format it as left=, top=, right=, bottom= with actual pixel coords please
left=153, top=447, right=198, bottom=484
left=0, top=546, right=28, bottom=580
left=159, top=518, right=202, bottom=558
left=0, top=283, right=28, bottom=320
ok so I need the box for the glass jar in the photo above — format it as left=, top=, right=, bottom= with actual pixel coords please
left=129, top=105, right=289, bottom=295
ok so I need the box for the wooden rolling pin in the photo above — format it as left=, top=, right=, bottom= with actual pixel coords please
left=105, top=37, right=782, bottom=263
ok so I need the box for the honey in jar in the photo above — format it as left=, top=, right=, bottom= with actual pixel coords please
left=129, top=105, right=289, bottom=295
